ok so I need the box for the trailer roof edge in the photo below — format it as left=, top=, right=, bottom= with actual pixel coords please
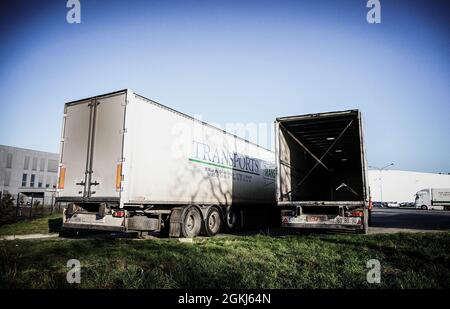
left=64, top=89, right=273, bottom=153
left=276, top=109, right=360, bottom=122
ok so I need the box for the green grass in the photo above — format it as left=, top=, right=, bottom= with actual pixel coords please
left=0, top=232, right=449, bottom=288
left=0, top=213, right=62, bottom=236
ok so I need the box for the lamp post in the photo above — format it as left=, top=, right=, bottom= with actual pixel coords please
left=369, top=163, right=394, bottom=203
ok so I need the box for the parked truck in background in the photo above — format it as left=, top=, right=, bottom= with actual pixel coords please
left=274, top=110, right=370, bottom=233
left=56, top=89, right=276, bottom=237
left=415, top=188, right=450, bottom=210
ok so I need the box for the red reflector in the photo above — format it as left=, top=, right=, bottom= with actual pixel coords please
left=350, top=211, right=364, bottom=217
left=113, top=210, right=125, bottom=218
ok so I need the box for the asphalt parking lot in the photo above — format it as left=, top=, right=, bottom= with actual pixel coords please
left=369, top=207, right=450, bottom=234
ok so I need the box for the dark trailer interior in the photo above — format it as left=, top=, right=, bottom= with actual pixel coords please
left=276, top=110, right=367, bottom=204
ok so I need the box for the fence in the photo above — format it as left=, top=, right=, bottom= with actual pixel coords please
left=15, top=201, right=67, bottom=219
left=17, top=193, right=69, bottom=218
left=0, top=193, right=68, bottom=223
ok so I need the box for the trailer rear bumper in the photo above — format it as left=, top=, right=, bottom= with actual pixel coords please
left=63, top=210, right=126, bottom=232
left=281, top=222, right=363, bottom=230
left=63, top=222, right=126, bottom=232
left=281, top=214, right=364, bottom=230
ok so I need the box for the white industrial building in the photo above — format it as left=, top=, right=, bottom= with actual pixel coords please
left=368, top=170, right=450, bottom=203
left=0, top=145, right=59, bottom=205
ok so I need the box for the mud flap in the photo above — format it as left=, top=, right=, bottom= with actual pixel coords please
left=169, top=207, right=184, bottom=237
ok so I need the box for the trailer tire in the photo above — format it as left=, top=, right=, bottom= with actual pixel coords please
left=225, top=207, right=241, bottom=231
left=181, top=206, right=202, bottom=238
left=421, top=205, right=428, bottom=210
left=205, top=207, right=222, bottom=237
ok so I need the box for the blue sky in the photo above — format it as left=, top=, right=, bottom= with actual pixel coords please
left=0, top=0, right=448, bottom=173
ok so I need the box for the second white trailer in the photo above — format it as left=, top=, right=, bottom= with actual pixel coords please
left=415, top=188, right=450, bottom=210
left=274, top=110, right=370, bottom=233
left=57, top=89, right=276, bottom=237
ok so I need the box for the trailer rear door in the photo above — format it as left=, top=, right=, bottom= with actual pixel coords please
left=59, top=91, right=127, bottom=201
left=89, top=93, right=126, bottom=198
left=60, top=101, right=92, bottom=197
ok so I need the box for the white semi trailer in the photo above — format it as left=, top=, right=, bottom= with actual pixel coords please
left=415, top=188, right=450, bottom=210
left=275, top=110, right=370, bottom=233
left=56, top=89, right=276, bottom=237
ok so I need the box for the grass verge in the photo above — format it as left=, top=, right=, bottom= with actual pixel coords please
left=0, top=232, right=449, bottom=288
left=0, top=213, right=62, bottom=236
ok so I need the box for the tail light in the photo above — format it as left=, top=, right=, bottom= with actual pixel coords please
left=350, top=211, right=364, bottom=217
left=58, top=166, right=66, bottom=189
left=113, top=210, right=125, bottom=218
left=115, top=163, right=122, bottom=191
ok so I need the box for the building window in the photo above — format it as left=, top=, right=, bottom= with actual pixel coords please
left=40, top=158, right=45, bottom=171
left=38, top=175, right=43, bottom=188
left=22, top=174, right=27, bottom=187
left=4, top=171, right=11, bottom=187
left=30, top=174, right=35, bottom=187
left=46, top=175, right=51, bottom=188
left=6, top=153, right=13, bottom=168
left=47, top=159, right=58, bottom=173
left=32, top=157, right=38, bottom=171
left=24, top=156, right=30, bottom=170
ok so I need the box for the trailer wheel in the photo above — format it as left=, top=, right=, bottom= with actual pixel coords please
left=421, top=205, right=428, bottom=210
left=225, top=208, right=241, bottom=231
left=181, top=206, right=202, bottom=238
left=205, top=207, right=222, bottom=237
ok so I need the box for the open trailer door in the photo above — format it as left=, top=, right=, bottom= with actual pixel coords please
left=275, top=110, right=369, bottom=233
